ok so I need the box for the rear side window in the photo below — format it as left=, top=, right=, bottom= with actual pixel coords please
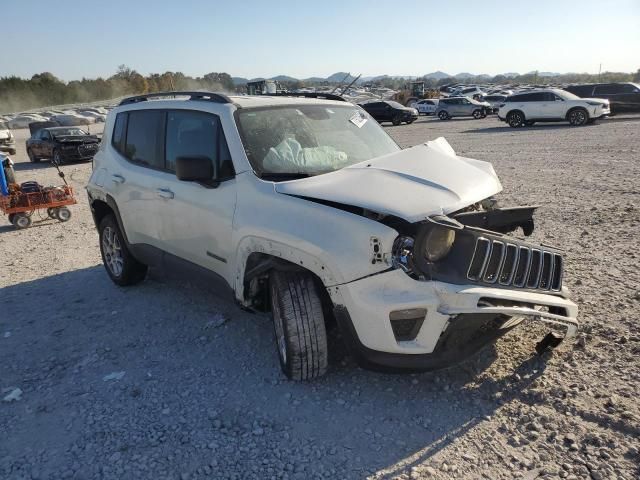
left=594, top=84, right=622, bottom=95
left=112, top=113, right=127, bottom=154
left=124, top=110, right=165, bottom=169
left=165, top=110, right=233, bottom=178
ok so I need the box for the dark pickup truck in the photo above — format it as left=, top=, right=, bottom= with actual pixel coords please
left=564, top=82, right=640, bottom=113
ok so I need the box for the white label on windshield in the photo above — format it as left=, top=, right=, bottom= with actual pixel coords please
left=349, top=112, right=367, bottom=128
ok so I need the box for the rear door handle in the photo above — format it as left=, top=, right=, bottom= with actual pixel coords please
left=112, top=174, right=125, bottom=184
left=156, top=188, right=174, bottom=199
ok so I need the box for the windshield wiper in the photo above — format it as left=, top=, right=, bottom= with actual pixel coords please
left=260, top=172, right=313, bottom=181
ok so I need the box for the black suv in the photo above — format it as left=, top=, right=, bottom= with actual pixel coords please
left=564, top=82, right=640, bottom=113
left=359, top=101, right=418, bottom=125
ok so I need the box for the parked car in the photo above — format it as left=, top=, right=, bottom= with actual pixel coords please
left=0, top=121, right=16, bottom=155
left=413, top=99, right=439, bottom=115
left=436, top=97, right=491, bottom=120
left=87, top=91, right=578, bottom=381
left=7, top=114, right=48, bottom=129
left=564, top=82, right=640, bottom=113
left=498, top=89, right=610, bottom=127
left=455, top=86, right=486, bottom=100
left=52, top=114, right=97, bottom=126
left=482, top=95, right=507, bottom=113
left=26, top=122, right=100, bottom=164
left=359, top=100, right=418, bottom=125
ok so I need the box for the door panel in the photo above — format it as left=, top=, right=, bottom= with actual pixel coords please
left=156, top=177, right=237, bottom=279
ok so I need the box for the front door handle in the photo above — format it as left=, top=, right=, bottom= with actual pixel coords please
left=112, top=174, right=125, bottom=184
left=156, top=188, right=174, bottom=199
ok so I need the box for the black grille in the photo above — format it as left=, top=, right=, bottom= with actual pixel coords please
left=467, top=237, right=563, bottom=291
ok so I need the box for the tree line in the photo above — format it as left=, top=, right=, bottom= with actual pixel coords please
left=0, top=66, right=236, bottom=114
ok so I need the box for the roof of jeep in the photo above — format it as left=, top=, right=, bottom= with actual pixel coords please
left=228, top=95, right=351, bottom=109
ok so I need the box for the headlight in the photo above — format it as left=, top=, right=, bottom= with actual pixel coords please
left=416, top=225, right=455, bottom=263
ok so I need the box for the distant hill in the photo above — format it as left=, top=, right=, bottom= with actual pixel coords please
left=270, top=75, right=298, bottom=82
left=501, top=72, right=520, bottom=78
left=526, top=71, right=561, bottom=77
left=423, top=71, right=451, bottom=79
left=454, top=72, right=474, bottom=79
left=325, top=72, right=358, bottom=83
left=232, top=77, right=249, bottom=85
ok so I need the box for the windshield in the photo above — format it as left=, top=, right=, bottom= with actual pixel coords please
left=385, top=101, right=406, bottom=109
left=236, top=105, right=400, bottom=178
left=555, top=90, right=580, bottom=100
left=52, top=128, right=88, bottom=136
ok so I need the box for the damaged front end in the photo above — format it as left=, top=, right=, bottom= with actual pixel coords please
left=274, top=137, right=578, bottom=371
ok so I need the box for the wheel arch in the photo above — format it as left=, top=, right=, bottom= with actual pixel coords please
left=506, top=109, right=526, bottom=119
left=566, top=105, right=589, bottom=120
left=234, top=237, right=342, bottom=309
left=88, top=194, right=131, bottom=245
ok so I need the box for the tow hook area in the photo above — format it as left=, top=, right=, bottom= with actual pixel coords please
left=535, top=331, right=565, bottom=355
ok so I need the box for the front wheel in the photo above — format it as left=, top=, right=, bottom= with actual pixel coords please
left=269, top=270, right=328, bottom=380
left=98, top=214, right=147, bottom=286
left=27, top=149, right=39, bottom=163
left=56, top=207, right=71, bottom=222
left=568, top=108, right=588, bottom=126
left=472, top=109, right=483, bottom=119
left=507, top=111, right=525, bottom=128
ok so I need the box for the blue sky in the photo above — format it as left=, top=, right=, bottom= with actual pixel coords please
left=2, top=0, right=639, bottom=81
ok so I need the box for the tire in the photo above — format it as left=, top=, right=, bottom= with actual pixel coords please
left=53, top=149, right=63, bottom=165
left=507, top=111, right=525, bottom=128
left=27, top=148, right=40, bottom=163
left=472, top=109, right=483, bottom=119
left=56, top=207, right=71, bottom=222
left=568, top=108, right=588, bottom=126
left=47, top=208, right=58, bottom=219
left=392, top=115, right=402, bottom=126
left=8, top=213, right=15, bottom=224
left=269, top=270, right=328, bottom=380
left=438, top=111, right=450, bottom=120
left=98, top=214, right=147, bottom=286
left=12, top=213, right=32, bottom=229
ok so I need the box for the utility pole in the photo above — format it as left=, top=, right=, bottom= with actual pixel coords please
left=598, top=63, right=602, bottom=82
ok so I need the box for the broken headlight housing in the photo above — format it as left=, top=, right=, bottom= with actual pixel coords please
left=392, top=223, right=457, bottom=278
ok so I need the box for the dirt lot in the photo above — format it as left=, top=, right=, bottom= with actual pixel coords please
left=1, top=114, right=639, bottom=480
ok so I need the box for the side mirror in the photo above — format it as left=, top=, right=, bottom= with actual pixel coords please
left=176, top=155, right=214, bottom=183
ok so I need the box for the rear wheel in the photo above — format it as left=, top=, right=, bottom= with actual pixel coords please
left=12, top=213, right=32, bottom=229
left=47, top=208, right=58, bottom=219
left=438, top=111, right=450, bottom=120
left=507, top=111, right=525, bottom=128
left=98, top=214, right=147, bottom=286
left=568, top=108, right=588, bottom=126
left=269, top=270, right=328, bottom=380
left=472, top=109, right=483, bottom=119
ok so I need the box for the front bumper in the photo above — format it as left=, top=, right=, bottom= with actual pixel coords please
left=0, top=140, right=16, bottom=154
left=329, top=269, right=578, bottom=371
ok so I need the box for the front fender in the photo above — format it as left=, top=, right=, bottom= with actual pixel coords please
left=231, top=174, right=399, bottom=300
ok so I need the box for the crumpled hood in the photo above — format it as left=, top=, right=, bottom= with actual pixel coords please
left=274, top=137, right=502, bottom=223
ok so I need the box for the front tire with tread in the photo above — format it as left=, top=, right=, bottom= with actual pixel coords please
left=98, top=214, right=147, bottom=286
left=270, top=270, right=328, bottom=381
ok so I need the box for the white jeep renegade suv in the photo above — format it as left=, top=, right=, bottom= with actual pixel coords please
left=87, top=91, right=579, bottom=380
left=498, top=88, right=610, bottom=127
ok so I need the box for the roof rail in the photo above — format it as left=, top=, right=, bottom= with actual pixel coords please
left=119, top=91, right=232, bottom=106
left=271, top=92, right=347, bottom=102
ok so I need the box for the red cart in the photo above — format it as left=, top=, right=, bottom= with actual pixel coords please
left=0, top=160, right=77, bottom=229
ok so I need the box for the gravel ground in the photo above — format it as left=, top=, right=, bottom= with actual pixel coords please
left=1, top=114, right=639, bottom=480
